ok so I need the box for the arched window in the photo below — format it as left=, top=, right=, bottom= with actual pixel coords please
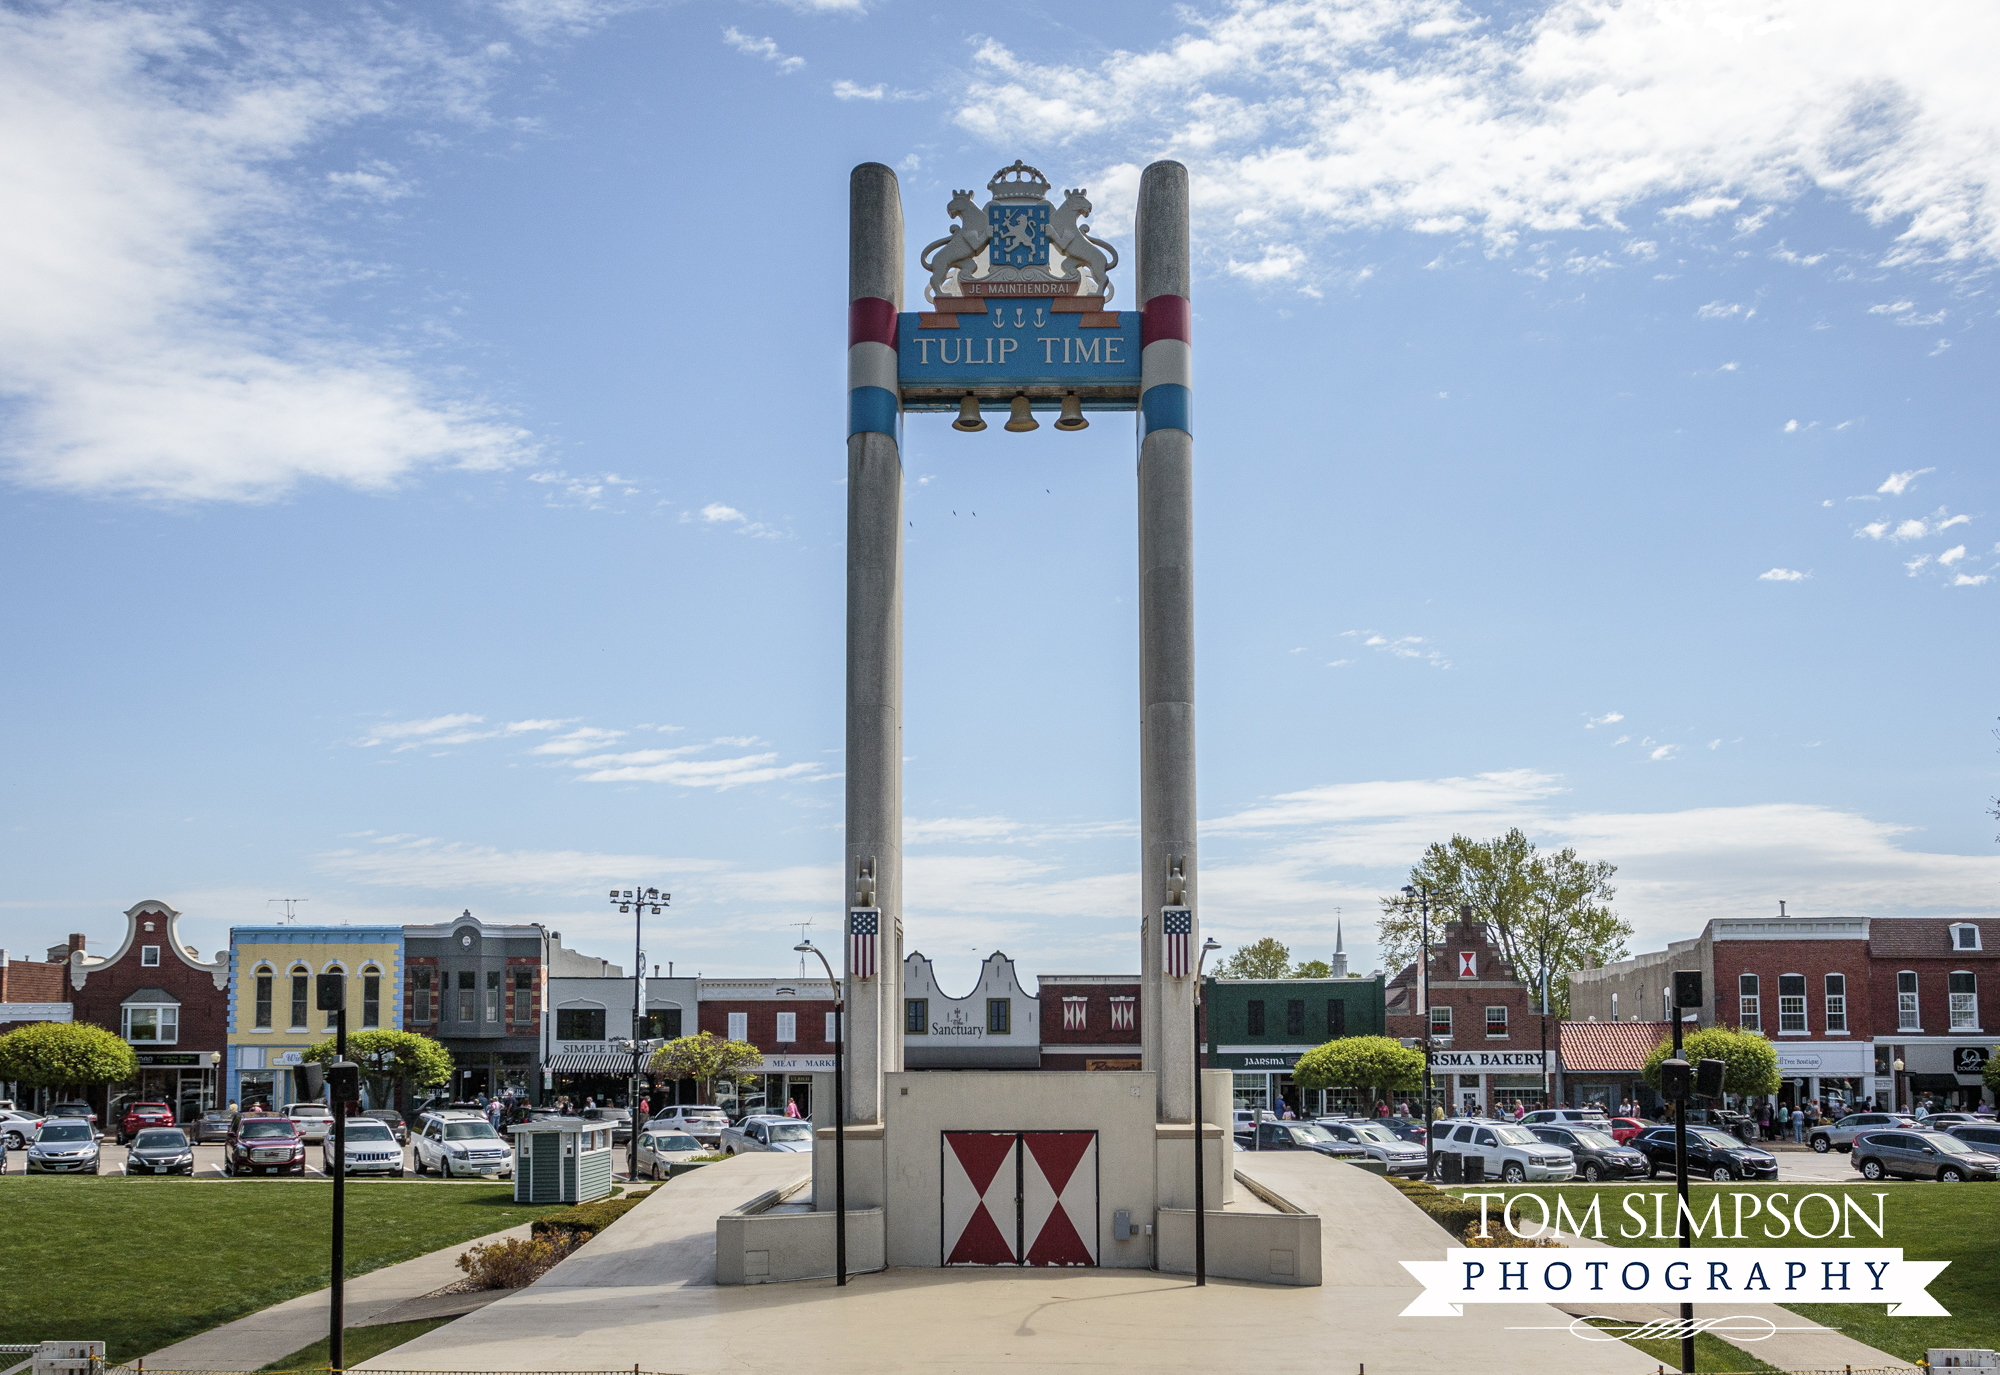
left=1778, top=973, right=1806, bottom=1033
left=254, top=965, right=275, bottom=1029
left=290, top=965, right=311, bottom=1029
left=361, top=965, right=382, bottom=1029
left=1737, top=973, right=1760, bottom=1031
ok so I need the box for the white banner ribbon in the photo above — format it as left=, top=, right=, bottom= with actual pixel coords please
left=1399, top=1248, right=1949, bottom=1318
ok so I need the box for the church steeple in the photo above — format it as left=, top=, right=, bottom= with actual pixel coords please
left=1330, top=913, right=1348, bottom=978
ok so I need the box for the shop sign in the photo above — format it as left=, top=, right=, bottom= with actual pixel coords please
left=137, top=1053, right=203, bottom=1067
left=1430, top=1051, right=1546, bottom=1070
left=1240, top=1055, right=1298, bottom=1069
left=761, top=1055, right=835, bottom=1073
left=561, top=1042, right=614, bottom=1055
left=1776, top=1053, right=1823, bottom=1072
left=1954, top=1045, right=1990, bottom=1075
left=275, top=1050, right=303, bottom=1067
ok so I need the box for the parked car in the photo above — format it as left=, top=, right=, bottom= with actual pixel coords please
left=324, top=1117, right=406, bottom=1177
left=26, top=1119, right=101, bottom=1174
left=1429, top=1118, right=1574, bottom=1183
left=1808, top=1112, right=1918, bottom=1154
left=1920, top=1113, right=1983, bottom=1130
left=633, top=1129, right=704, bottom=1180
left=125, top=1126, right=196, bottom=1176
left=362, top=1109, right=410, bottom=1144
left=1377, top=1116, right=1430, bottom=1145
left=579, top=1106, right=634, bottom=1145
left=1314, top=1118, right=1430, bottom=1176
left=117, top=1101, right=176, bottom=1145
left=1851, top=1129, right=2000, bottom=1182
left=1629, top=1124, right=1778, bottom=1181
left=1235, top=1121, right=1371, bottom=1162
left=721, top=1116, right=815, bottom=1155
left=1947, top=1122, right=2000, bottom=1152
left=0, top=1109, right=47, bottom=1150
left=194, top=1109, right=235, bottom=1144
left=226, top=1113, right=306, bottom=1176
left=1528, top=1124, right=1649, bottom=1182
left=1519, top=1108, right=1612, bottom=1129
left=1606, top=1117, right=1649, bottom=1144
left=414, top=1115, right=514, bottom=1178
left=49, top=1102, right=99, bottom=1133
left=288, top=1103, right=335, bottom=1143
left=649, top=1105, right=730, bottom=1146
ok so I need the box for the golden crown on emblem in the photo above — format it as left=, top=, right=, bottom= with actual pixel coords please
left=986, top=159, right=1052, bottom=202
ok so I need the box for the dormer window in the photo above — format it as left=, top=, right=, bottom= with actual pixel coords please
left=1952, top=924, right=1982, bottom=952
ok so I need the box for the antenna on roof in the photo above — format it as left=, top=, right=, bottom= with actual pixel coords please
left=268, top=898, right=308, bottom=925
left=791, top=918, right=814, bottom=977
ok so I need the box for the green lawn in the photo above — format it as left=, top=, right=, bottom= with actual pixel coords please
left=1458, top=1184, right=1999, bottom=1365
left=1581, top=1319, right=1782, bottom=1374
left=0, top=1178, right=568, bottom=1363
left=258, top=1317, right=456, bottom=1372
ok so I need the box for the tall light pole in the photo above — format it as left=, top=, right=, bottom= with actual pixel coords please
left=611, top=886, right=668, bottom=1183
left=1403, top=884, right=1435, bottom=1168
left=1192, top=935, right=1222, bottom=1286
left=795, top=939, right=845, bottom=1287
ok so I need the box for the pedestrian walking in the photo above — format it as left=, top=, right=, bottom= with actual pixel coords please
left=784, top=1098, right=801, bottom=1119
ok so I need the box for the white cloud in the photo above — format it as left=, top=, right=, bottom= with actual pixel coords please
left=358, top=714, right=495, bottom=750
left=774, top=0, right=866, bottom=11
left=568, top=739, right=835, bottom=789
left=1953, top=573, right=1990, bottom=587
left=700, top=501, right=782, bottom=538
left=1905, top=554, right=1932, bottom=576
left=1758, top=567, right=1807, bottom=581
left=492, top=0, right=661, bottom=40
left=1857, top=521, right=1890, bottom=540
left=722, top=27, right=804, bottom=73
left=1585, top=712, right=1624, bottom=728
left=1353, top=630, right=1451, bottom=669
left=1783, top=419, right=1798, bottom=432
left=0, top=4, right=533, bottom=503
left=317, top=836, right=718, bottom=892
left=1877, top=468, right=1934, bottom=495
left=1696, top=301, right=1751, bottom=320
left=1939, top=545, right=1968, bottom=566
left=832, top=80, right=884, bottom=101
left=951, top=1, right=2000, bottom=274
left=529, top=726, right=627, bottom=755
left=1869, top=300, right=1916, bottom=315
left=1649, top=744, right=1679, bottom=761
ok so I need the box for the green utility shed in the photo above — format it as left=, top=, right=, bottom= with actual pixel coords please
left=511, top=1117, right=615, bottom=1204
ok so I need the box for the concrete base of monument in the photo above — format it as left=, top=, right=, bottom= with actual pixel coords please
left=357, top=1148, right=1654, bottom=1375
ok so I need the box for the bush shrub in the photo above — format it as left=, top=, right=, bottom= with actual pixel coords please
left=1384, top=1175, right=1565, bottom=1246
left=530, top=1187, right=655, bottom=1241
left=456, top=1232, right=588, bottom=1289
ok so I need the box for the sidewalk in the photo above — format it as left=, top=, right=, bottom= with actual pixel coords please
left=134, top=1224, right=531, bottom=1372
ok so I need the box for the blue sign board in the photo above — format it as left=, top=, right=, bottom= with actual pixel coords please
left=897, top=308, right=1140, bottom=404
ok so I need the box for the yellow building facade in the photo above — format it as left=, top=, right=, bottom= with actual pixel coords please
left=226, top=926, right=404, bottom=1108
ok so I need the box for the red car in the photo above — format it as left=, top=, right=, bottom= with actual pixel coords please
left=225, top=1112, right=306, bottom=1176
left=1608, top=1117, right=1648, bottom=1144
left=118, top=1102, right=176, bottom=1145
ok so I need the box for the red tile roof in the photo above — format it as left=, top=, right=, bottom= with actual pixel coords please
left=1560, top=1020, right=1672, bottom=1073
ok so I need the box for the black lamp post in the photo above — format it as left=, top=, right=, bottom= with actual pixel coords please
left=610, top=886, right=668, bottom=1182
left=1402, top=884, right=1437, bottom=1169
left=1192, top=935, right=1222, bottom=1285
left=795, top=939, right=845, bottom=1287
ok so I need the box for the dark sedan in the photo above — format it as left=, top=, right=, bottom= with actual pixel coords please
left=1631, top=1124, right=1779, bottom=1181
left=126, top=1127, right=196, bottom=1176
left=363, top=1109, right=410, bottom=1144
left=1234, top=1121, right=1370, bottom=1161
left=579, top=1106, right=634, bottom=1145
left=1530, top=1124, right=1649, bottom=1182
left=1377, top=1117, right=1430, bottom=1145
left=194, top=1110, right=235, bottom=1144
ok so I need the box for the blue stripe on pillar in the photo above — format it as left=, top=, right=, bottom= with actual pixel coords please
left=848, top=385, right=901, bottom=440
left=1139, top=383, right=1192, bottom=437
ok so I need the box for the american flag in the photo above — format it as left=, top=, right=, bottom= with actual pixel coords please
left=1162, top=906, right=1193, bottom=979
left=848, top=908, right=879, bottom=979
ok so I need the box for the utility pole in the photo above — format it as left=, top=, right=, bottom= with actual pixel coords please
left=610, top=887, right=669, bottom=1183
left=1663, top=970, right=1703, bottom=1375
left=312, top=974, right=358, bottom=1372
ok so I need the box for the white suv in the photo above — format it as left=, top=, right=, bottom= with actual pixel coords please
left=289, top=1103, right=335, bottom=1143
left=649, top=1105, right=729, bottom=1146
left=1429, top=1117, right=1574, bottom=1183
left=414, top=1114, right=514, bottom=1178
left=1519, top=1108, right=1611, bottom=1129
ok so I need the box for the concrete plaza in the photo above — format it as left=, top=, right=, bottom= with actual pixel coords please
left=360, top=1153, right=1657, bottom=1375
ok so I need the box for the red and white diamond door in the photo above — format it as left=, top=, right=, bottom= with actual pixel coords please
left=1021, top=1131, right=1098, bottom=1266
left=942, top=1132, right=1019, bottom=1265
left=941, top=1131, right=1098, bottom=1267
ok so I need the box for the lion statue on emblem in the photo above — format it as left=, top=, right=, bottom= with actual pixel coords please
left=1048, top=188, right=1119, bottom=303
left=920, top=189, right=991, bottom=303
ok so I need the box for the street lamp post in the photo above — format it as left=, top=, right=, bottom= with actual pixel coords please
left=610, top=886, right=669, bottom=1183
left=794, top=940, right=845, bottom=1287
left=1193, top=936, right=1222, bottom=1286
left=1403, top=884, right=1436, bottom=1171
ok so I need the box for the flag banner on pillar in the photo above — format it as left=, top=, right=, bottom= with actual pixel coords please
left=848, top=907, right=880, bottom=980
left=1162, top=905, right=1192, bottom=979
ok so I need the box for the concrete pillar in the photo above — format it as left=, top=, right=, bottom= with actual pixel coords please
left=1135, top=160, right=1197, bottom=1125
left=845, top=162, right=905, bottom=1127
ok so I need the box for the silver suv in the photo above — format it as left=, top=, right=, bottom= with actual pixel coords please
left=1519, top=1108, right=1612, bottom=1128
left=1314, top=1118, right=1430, bottom=1177
left=1852, top=1129, right=2000, bottom=1182
left=1809, top=1112, right=1917, bottom=1154
left=1429, top=1117, right=1574, bottom=1183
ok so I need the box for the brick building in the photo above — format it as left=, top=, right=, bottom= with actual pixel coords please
left=1204, top=973, right=1389, bottom=1116
left=404, top=912, right=543, bottom=1100
left=1866, top=917, right=2000, bottom=1111
left=1037, top=975, right=1141, bottom=1071
left=70, top=900, right=230, bottom=1123
left=1386, top=918, right=1550, bottom=1115
left=697, top=976, right=837, bottom=1118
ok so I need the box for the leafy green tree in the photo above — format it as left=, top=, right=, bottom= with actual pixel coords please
left=1640, top=1026, right=1781, bottom=1098
left=1292, top=1036, right=1424, bottom=1103
left=1982, top=1048, right=2000, bottom=1097
left=1217, top=938, right=1292, bottom=979
left=0, top=1021, right=138, bottom=1092
left=303, top=1030, right=453, bottom=1107
left=1293, top=958, right=1333, bottom=979
left=648, top=1031, right=763, bottom=1102
left=1376, top=827, right=1629, bottom=1017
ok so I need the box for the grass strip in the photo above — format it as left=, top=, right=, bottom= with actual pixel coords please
left=0, top=1178, right=569, bottom=1363
left=255, top=1317, right=455, bottom=1372
left=1580, top=1318, right=1782, bottom=1373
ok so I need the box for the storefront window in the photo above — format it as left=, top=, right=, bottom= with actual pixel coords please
left=1825, top=974, right=1847, bottom=1033
left=1232, top=1072, right=1268, bottom=1114
left=557, top=1007, right=606, bottom=1040
left=1898, top=971, right=1920, bottom=1030
left=1950, top=971, right=1978, bottom=1030
left=1779, top=974, right=1807, bottom=1033
left=122, top=1005, right=178, bottom=1043
left=1739, top=973, right=1760, bottom=1031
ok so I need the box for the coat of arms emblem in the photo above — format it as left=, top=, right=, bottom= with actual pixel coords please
left=920, top=159, right=1120, bottom=303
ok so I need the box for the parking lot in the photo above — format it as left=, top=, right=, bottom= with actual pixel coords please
left=12, top=1137, right=644, bottom=1182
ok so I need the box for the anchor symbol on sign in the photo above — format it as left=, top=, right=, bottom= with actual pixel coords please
left=1032, top=308, right=1047, bottom=327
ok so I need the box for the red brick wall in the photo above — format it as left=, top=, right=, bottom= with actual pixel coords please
left=404, top=955, right=440, bottom=1030
left=699, top=999, right=838, bottom=1052
left=1862, top=955, right=2000, bottom=1036
left=1037, top=981, right=1141, bottom=1045
left=504, top=955, right=542, bottom=1033
left=1386, top=923, right=1540, bottom=1050
left=70, top=940, right=226, bottom=1053
left=1710, top=940, right=1873, bottom=1038
left=0, top=959, right=66, bottom=1003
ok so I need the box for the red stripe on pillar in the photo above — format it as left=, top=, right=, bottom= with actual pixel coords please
left=849, top=296, right=899, bottom=349
left=1140, top=294, right=1191, bottom=348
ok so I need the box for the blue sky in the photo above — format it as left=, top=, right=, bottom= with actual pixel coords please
left=2, top=0, right=1996, bottom=994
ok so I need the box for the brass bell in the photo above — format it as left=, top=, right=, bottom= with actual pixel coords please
left=1054, top=392, right=1088, bottom=431
left=1004, top=393, right=1039, bottom=433
left=952, top=393, right=986, bottom=432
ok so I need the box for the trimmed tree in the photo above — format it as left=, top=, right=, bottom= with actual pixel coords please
left=1292, top=1035, right=1425, bottom=1108
left=1983, top=1048, right=2000, bottom=1097
left=303, top=1030, right=453, bottom=1108
left=648, top=1032, right=763, bottom=1103
left=1640, top=1025, right=1781, bottom=1098
left=0, top=1021, right=139, bottom=1094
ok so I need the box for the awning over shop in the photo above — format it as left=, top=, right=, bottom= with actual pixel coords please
left=546, top=1053, right=634, bottom=1074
